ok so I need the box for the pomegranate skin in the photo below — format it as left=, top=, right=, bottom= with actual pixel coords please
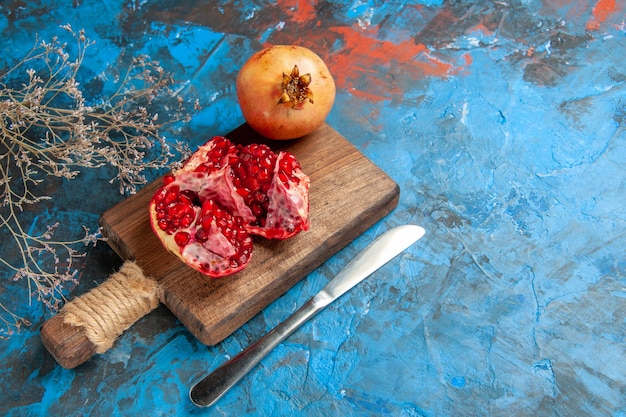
left=236, top=45, right=336, bottom=140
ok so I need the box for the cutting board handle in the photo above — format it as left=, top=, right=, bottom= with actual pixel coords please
left=40, top=261, right=162, bottom=369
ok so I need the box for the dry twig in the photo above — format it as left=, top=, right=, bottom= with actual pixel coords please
left=0, top=25, right=196, bottom=337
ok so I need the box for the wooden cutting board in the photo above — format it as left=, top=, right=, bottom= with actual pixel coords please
left=98, top=122, right=399, bottom=346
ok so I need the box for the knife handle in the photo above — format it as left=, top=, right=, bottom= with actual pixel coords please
left=190, top=297, right=323, bottom=407
left=40, top=261, right=161, bottom=369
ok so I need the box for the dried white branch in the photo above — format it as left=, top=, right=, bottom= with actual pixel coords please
left=0, top=25, right=196, bottom=337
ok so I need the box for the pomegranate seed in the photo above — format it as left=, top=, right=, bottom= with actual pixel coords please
left=257, top=168, right=270, bottom=183
left=250, top=202, right=264, bottom=217
left=217, top=217, right=228, bottom=228
left=164, top=189, right=179, bottom=205
left=278, top=172, right=290, bottom=186
left=248, top=164, right=260, bottom=177
left=153, top=187, right=169, bottom=202
left=181, top=214, right=194, bottom=228
left=237, top=187, right=251, bottom=200
left=253, top=190, right=267, bottom=203
left=195, top=228, right=208, bottom=243
left=174, top=231, right=190, bottom=246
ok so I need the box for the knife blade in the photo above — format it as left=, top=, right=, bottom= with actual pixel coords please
left=189, top=224, right=426, bottom=407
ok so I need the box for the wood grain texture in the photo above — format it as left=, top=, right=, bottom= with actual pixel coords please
left=40, top=314, right=97, bottom=369
left=99, top=123, right=399, bottom=345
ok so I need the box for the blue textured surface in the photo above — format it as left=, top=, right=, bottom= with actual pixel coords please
left=1, top=1, right=625, bottom=416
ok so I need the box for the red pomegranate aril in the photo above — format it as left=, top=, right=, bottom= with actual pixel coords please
left=280, top=155, right=296, bottom=173
left=202, top=200, right=217, bottom=217
left=163, top=174, right=176, bottom=185
left=217, top=216, right=229, bottom=229
left=195, top=228, right=208, bottom=243
left=278, top=172, right=290, bottom=187
left=164, top=189, right=179, bottom=205
left=253, top=190, right=267, bottom=203
left=250, top=202, right=263, bottom=218
left=200, top=217, right=212, bottom=232
left=153, top=187, right=167, bottom=203
left=257, top=168, right=270, bottom=184
left=170, top=203, right=183, bottom=217
left=175, top=231, right=190, bottom=246
left=237, top=187, right=251, bottom=199
left=181, top=214, right=194, bottom=228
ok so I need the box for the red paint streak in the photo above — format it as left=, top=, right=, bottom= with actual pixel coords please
left=586, top=0, right=616, bottom=31
left=327, top=26, right=467, bottom=101
left=276, top=0, right=318, bottom=25
left=469, top=23, right=495, bottom=36
left=461, top=53, right=473, bottom=69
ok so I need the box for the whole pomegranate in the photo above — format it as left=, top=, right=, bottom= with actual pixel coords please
left=149, top=136, right=310, bottom=277
left=236, top=45, right=336, bottom=140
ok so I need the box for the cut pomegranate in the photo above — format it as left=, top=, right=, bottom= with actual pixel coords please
left=243, top=150, right=310, bottom=239
left=148, top=136, right=310, bottom=278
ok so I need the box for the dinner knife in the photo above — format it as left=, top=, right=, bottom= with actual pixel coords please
left=189, top=224, right=426, bottom=407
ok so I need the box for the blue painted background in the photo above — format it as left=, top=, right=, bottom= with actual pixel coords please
left=1, top=0, right=625, bottom=415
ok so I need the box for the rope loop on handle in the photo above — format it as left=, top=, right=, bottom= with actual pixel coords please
left=61, top=261, right=162, bottom=353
